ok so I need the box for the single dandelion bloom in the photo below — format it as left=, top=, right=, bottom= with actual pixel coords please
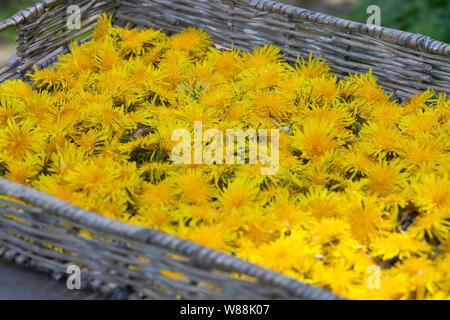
left=252, top=90, right=291, bottom=118
left=136, top=180, right=176, bottom=208
left=365, top=160, right=407, bottom=196
left=370, top=101, right=404, bottom=127
left=398, top=132, right=447, bottom=166
left=208, top=47, right=242, bottom=79
left=172, top=170, right=214, bottom=205
left=292, top=118, right=342, bottom=158
left=0, top=119, right=46, bottom=161
left=355, top=72, right=388, bottom=104
left=310, top=76, right=339, bottom=103
left=56, top=41, right=96, bottom=77
left=199, top=84, right=234, bottom=110
left=408, top=208, right=450, bottom=243
left=248, top=231, right=319, bottom=273
left=341, top=145, right=376, bottom=177
left=0, top=95, right=24, bottom=127
left=132, top=206, right=174, bottom=232
left=243, top=44, right=283, bottom=70
left=255, top=62, right=289, bottom=88
left=28, top=66, right=68, bottom=91
left=279, top=75, right=305, bottom=100
left=4, top=157, right=39, bottom=185
left=298, top=187, right=344, bottom=220
left=295, top=53, right=330, bottom=79
left=399, top=108, right=441, bottom=136
left=268, top=197, right=314, bottom=229
left=369, top=232, right=431, bottom=261
left=0, top=79, right=33, bottom=102
left=22, top=92, right=53, bottom=127
left=93, top=13, right=115, bottom=41
left=359, top=122, right=404, bottom=156
left=308, top=217, right=351, bottom=245
left=412, top=174, right=450, bottom=213
left=74, top=129, right=107, bottom=155
left=66, top=157, right=120, bottom=194
left=94, top=39, right=125, bottom=72
left=343, top=193, right=384, bottom=243
left=185, top=59, right=225, bottom=88
left=219, top=177, right=260, bottom=213
left=403, top=89, right=435, bottom=115
left=170, top=27, right=211, bottom=54
left=243, top=209, right=280, bottom=245
left=118, top=27, right=163, bottom=56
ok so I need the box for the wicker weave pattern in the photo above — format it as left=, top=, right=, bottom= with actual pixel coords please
left=0, top=0, right=449, bottom=300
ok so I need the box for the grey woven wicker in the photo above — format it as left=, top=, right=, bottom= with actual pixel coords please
left=0, top=0, right=449, bottom=300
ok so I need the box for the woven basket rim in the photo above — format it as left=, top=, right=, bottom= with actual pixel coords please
left=0, top=178, right=342, bottom=299
left=0, top=0, right=449, bottom=55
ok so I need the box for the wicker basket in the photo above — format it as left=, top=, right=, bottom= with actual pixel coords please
left=0, top=0, right=449, bottom=300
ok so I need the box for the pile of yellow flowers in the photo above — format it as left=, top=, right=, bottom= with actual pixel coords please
left=0, top=14, right=449, bottom=299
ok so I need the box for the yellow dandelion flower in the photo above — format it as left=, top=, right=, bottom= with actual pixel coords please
left=359, top=122, right=404, bottom=156
left=412, top=173, right=450, bottom=213
left=268, top=197, right=313, bottom=229
left=252, top=90, right=291, bottom=118
left=398, top=132, right=448, bottom=166
left=243, top=209, right=280, bottom=245
left=0, top=95, right=23, bottom=127
left=93, top=13, right=115, bottom=41
left=33, top=175, right=82, bottom=205
left=295, top=53, right=330, bottom=79
left=56, top=41, right=96, bottom=77
left=298, top=187, right=344, bottom=220
left=370, top=101, right=404, bottom=127
left=310, top=76, right=339, bottom=103
left=370, top=232, right=431, bottom=261
left=292, top=118, right=342, bottom=158
left=344, top=193, right=384, bottom=243
left=0, top=79, right=33, bottom=102
left=243, top=44, right=282, bottom=70
left=4, top=157, right=39, bottom=185
left=136, top=180, right=175, bottom=208
left=170, top=27, right=211, bottom=54
left=403, top=88, right=435, bottom=115
left=365, top=160, right=408, bottom=196
left=297, top=102, right=355, bottom=131
left=0, top=119, right=46, bottom=161
left=66, top=157, right=120, bottom=194
left=132, top=206, right=174, bottom=232
left=172, top=169, right=213, bottom=205
left=354, top=71, right=388, bottom=104
left=199, top=84, right=234, bottom=111
left=219, top=177, right=260, bottom=213
left=208, top=47, right=242, bottom=79
left=118, top=27, right=164, bottom=56
left=94, top=39, right=124, bottom=72
left=28, top=66, right=68, bottom=91
left=248, top=230, right=320, bottom=273
left=399, top=108, right=441, bottom=136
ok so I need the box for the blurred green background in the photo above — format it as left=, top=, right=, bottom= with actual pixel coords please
left=0, top=0, right=449, bottom=66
